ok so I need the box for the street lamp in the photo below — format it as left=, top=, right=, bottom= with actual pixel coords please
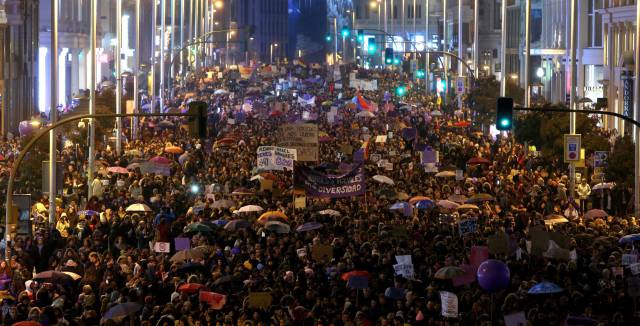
left=270, top=43, right=278, bottom=64
left=214, top=0, right=223, bottom=9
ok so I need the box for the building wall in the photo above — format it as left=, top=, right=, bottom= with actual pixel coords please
left=232, top=0, right=289, bottom=64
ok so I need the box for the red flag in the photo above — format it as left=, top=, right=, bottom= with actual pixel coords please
left=199, top=291, right=226, bottom=310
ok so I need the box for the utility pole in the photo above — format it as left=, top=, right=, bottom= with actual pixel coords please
left=635, top=0, right=640, bottom=215
left=473, top=0, right=478, bottom=77
left=425, top=0, right=429, bottom=95
left=523, top=0, right=531, bottom=107
left=134, top=0, right=141, bottom=139
left=116, top=0, right=123, bottom=155
left=500, top=0, right=507, bottom=96
left=88, top=0, right=97, bottom=198
left=568, top=0, right=577, bottom=198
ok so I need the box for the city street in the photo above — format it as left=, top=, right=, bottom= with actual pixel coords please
left=0, top=0, right=639, bottom=325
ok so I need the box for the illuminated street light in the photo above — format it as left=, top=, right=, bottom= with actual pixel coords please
left=214, top=1, right=223, bottom=9
left=536, top=67, right=546, bottom=78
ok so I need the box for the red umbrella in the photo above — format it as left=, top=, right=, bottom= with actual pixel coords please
left=13, top=322, right=42, bottom=326
left=178, top=283, right=209, bottom=294
left=269, top=111, right=283, bottom=117
left=149, top=156, right=172, bottom=164
left=340, top=270, right=371, bottom=281
left=452, top=120, right=471, bottom=127
left=467, top=157, right=492, bottom=165
left=107, top=166, right=129, bottom=174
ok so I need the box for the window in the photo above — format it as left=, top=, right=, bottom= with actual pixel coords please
left=393, top=5, right=398, bottom=19
left=587, top=0, right=603, bottom=47
left=417, top=5, right=422, bottom=19
left=408, top=4, right=413, bottom=19
left=494, top=0, right=501, bottom=31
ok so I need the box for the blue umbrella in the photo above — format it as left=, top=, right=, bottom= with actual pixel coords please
left=384, top=287, right=406, bottom=300
left=78, top=210, right=98, bottom=216
left=527, top=281, right=564, bottom=295
left=347, top=275, right=369, bottom=289
left=212, top=219, right=228, bottom=226
left=296, top=221, right=323, bottom=232
left=102, top=302, right=143, bottom=320
left=619, top=234, right=640, bottom=244
left=414, top=200, right=435, bottom=210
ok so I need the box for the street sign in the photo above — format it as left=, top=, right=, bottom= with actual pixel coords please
left=594, top=151, right=609, bottom=167
left=456, top=78, right=465, bottom=94
left=564, top=134, right=581, bottom=162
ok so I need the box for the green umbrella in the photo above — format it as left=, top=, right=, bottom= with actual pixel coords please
left=183, top=223, right=214, bottom=234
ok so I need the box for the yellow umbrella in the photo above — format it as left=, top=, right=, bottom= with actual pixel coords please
left=457, top=204, right=480, bottom=211
left=164, top=146, right=184, bottom=154
left=258, top=211, right=288, bottom=224
left=408, top=196, right=432, bottom=205
left=62, top=271, right=82, bottom=280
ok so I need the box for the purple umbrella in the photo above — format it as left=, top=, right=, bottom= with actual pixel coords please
left=296, top=222, right=323, bottom=232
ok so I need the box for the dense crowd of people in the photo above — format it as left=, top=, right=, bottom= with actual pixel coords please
left=0, top=62, right=637, bottom=326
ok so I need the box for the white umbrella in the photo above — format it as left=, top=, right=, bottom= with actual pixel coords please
left=126, top=203, right=152, bottom=212
left=318, top=209, right=341, bottom=217
left=237, top=205, right=264, bottom=213
left=430, top=110, right=443, bottom=117
left=592, top=182, right=614, bottom=190
left=356, top=111, right=375, bottom=118
left=214, top=89, right=229, bottom=95
left=250, top=175, right=265, bottom=181
left=372, top=175, right=395, bottom=185
left=437, top=200, right=460, bottom=210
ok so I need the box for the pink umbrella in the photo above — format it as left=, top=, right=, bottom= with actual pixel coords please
left=107, top=166, right=129, bottom=174
left=149, top=156, right=172, bottom=164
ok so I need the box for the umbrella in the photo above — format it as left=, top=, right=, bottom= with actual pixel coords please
left=434, top=266, right=467, bottom=280
left=126, top=162, right=141, bottom=170
left=237, top=205, right=264, bottom=213
left=318, top=209, right=341, bottom=216
left=437, top=200, right=460, bottom=210
left=149, top=156, right=172, bottom=164
left=224, top=219, right=251, bottom=231
left=102, top=302, right=143, bottom=320
left=126, top=203, right=152, bottom=212
left=78, top=210, right=99, bottom=216
left=0, top=291, right=15, bottom=301
left=447, top=194, right=468, bottom=203
left=158, top=120, right=174, bottom=128
left=527, top=281, right=564, bottom=294
left=231, top=187, right=254, bottom=196
left=107, top=166, right=129, bottom=174
left=171, top=249, right=205, bottom=262
left=372, top=175, right=395, bottom=185
left=618, top=233, right=640, bottom=244
left=430, top=110, right=443, bottom=116
left=164, top=146, right=184, bottom=154
left=340, top=270, right=371, bottom=281
left=176, top=262, right=209, bottom=275
left=212, top=219, right=228, bottom=226
left=545, top=215, right=569, bottom=226
left=212, top=199, right=236, bottom=209
left=435, top=171, right=456, bottom=178
left=408, top=196, right=431, bottom=205
left=384, top=287, right=406, bottom=300
left=213, top=275, right=236, bottom=286
left=592, top=182, right=615, bottom=190
left=584, top=209, right=608, bottom=220
left=466, top=157, right=491, bottom=165
left=62, top=272, right=82, bottom=280
left=258, top=211, right=288, bottom=223
left=33, top=271, right=73, bottom=282
left=415, top=200, right=436, bottom=210
left=356, top=111, right=375, bottom=118
left=389, top=202, right=412, bottom=217
left=184, top=223, right=214, bottom=234
left=12, top=322, right=42, bottom=326
left=296, top=222, right=323, bottom=232
left=264, top=221, right=291, bottom=233
left=177, top=283, right=209, bottom=294
left=214, top=89, right=229, bottom=95
left=321, top=100, right=333, bottom=106
left=466, top=193, right=495, bottom=203
left=457, top=204, right=480, bottom=211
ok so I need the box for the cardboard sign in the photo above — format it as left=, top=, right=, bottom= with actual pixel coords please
left=247, top=292, right=273, bottom=309
left=488, top=232, right=509, bottom=255
left=277, top=124, right=319, bottom=161
left=294, top=196, right=307, bottom=209
left=312, top=244, right=333, bottom=262
left=504, top=312, right=527, bottom=326
left=439, top=291, right=459, bottom=318
left=455, top=170, right=464, bottom=181
left=622, top=254, right=638, bottom=266
left=384, top=162, right=393, bottom=171
left=174, top=237, right=190, bottom=251
left=153, top=242, right=170, bottom=253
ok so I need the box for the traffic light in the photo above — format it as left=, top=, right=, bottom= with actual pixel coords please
left=367, top=38, right=377, bottom=54
left=395, top=85, right=407, bottom=97
left=393, top=57, right=401, bottom=65
left=496, top=97, right=513, bottom=130
left=384, top=48, right=393, bottom=64
left=325, top=35, right=332, bottom=42
left=188, top=101, right=208, bottom=138
left=416, top=70, right=425, bottom=79
left=341, top=26, right=350, bottom=37
left=357, top=30, right=364, bottom=43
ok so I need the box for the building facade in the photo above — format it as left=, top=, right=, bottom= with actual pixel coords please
left=232, top=0, right=289, bottom=64
left=0, top=0, right=38, bottom=135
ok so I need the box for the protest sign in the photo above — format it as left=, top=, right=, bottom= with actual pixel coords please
left=294, top=163, right=365, bottom=198
left=153, top=242, right=170, bottom=253
left=174, top=237, right=190, bottom=251
left=277, top=124, right=319, bottom=161
left=256, top=146, right=297, bottom=171
left=247, top=292, right=273, bottom=309
left=393, top=264, right=415, bottom=280
left=395, top=255, right=412, bottom=265
left=458, top=219, right=477, bottom=236
left=440, top=291, right=459, bottom=318
left=294, top=196, right=306, bottom=209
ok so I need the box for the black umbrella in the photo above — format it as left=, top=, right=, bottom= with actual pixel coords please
left=213, top=275, right=237, bottom=286
left=176, top=262, right=209, bottom=275
left=33, top=271, right=73, bottom=283
left=102, top=302, right=143, bottom=320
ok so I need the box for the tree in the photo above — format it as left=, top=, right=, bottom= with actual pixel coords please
left=606, top=136, right=634, bottom=187
left=467, top=76, right=524, bottom=127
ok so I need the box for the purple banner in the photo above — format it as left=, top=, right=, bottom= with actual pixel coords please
left=295, top=163, right=365, bottom=198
